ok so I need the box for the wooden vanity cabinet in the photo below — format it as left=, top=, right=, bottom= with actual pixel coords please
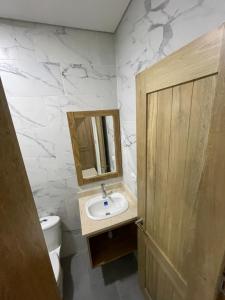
left=78, top=183, right=138, bottom=268
left=87, top=222, right=137, bottom=268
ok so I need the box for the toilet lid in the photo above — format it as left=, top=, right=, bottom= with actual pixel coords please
left=49, top=252, right=60, bottom=283
left=40, top=216, right=60, bottom=230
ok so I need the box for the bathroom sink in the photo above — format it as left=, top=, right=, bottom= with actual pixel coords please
left=85, top=192, right=128, bottom=220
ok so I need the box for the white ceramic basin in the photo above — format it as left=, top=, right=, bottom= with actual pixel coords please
left=85, top=192, right=128, bottom=220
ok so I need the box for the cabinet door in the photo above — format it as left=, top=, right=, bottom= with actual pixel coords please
left=0, top=79, right=61, bottom=300
left=136, top=24, right=225, bottom=300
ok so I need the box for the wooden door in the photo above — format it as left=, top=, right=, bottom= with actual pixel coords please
left=0, top=79, right=61, bottom=300
left=75, top=117, right=97, bottom=170
left=136, top=24, right=225, bottom=300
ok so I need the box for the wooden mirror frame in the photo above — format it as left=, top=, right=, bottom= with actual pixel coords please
left=67, top=109, right=122, bottom=185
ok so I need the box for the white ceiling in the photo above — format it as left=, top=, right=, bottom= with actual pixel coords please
left=0, top=0, right=131, bottom=33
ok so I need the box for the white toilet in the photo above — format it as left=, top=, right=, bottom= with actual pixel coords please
left=40, top=215, right=63, bottom=296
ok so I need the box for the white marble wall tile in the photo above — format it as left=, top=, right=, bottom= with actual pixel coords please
left=117, top=76, right=136, bottom=123
left=120, top=121, right=137, bottom=195
left=0, top=20, right=36, bottom=61
left=33, top=27, right=89, bottom=64
left=32, top=178, right=79, bottom=225
left=0, top=19, right=117, bottom=256
left=33, top=26, right=115, bottom=65
left=0, top=21, right=18, bottom=60
left=61, top=63, right=116, bottom=98
left=16, top=130, right=56, bottom=159
left=12, top=21, right=36, bottom=60
left=24, top=158, right=49, bottom=187
left=0, top=60, right=63, bottom=96
left=52, top=94, right=118, bottom=112
left=116, top=0, right=225, bottom=196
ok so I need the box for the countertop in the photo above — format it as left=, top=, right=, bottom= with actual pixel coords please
left=78, top=182, right=137, bottom=237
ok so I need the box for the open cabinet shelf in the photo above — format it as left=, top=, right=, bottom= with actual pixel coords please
left=88, top=222, right=137, bottom=268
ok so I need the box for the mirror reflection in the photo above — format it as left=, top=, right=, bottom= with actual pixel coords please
left=75, top=116, right=116, bottom=178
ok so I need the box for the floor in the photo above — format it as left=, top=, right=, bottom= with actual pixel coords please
left=61, top=251, right=145, bottom=300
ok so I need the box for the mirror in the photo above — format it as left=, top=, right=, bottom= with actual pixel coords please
left=67, top=110, right=122, bottom=185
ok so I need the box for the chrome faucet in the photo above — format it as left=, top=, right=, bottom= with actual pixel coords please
left=101, top=184, right=112, bottom=199
left=101, top=184, right=114, bottom=208
left=101, top=184, right=107, bottom=198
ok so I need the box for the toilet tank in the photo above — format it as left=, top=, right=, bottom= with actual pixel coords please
left=40, top=216, right=62, bottom=252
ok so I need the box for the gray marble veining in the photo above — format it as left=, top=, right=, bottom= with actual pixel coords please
left=0, top=19, right=117, bottom=257
left=115, top=0, right=225, bottom=195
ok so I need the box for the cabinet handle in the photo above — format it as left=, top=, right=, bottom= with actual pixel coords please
left=135, top=218, right=144, bottom=231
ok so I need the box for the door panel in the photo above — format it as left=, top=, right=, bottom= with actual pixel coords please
left=146, top=248, right=177, bottom=300
left=151, top=87, right=172, bottom=254
left=143, top=75, right=217, bottom=299
left=165, top=82, right=193, bottom=271
left=181, top=76, right=217, bottom=274
left=0, top=79, right=60, bottom=300
left=146, top=92, right=157, bottom=242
